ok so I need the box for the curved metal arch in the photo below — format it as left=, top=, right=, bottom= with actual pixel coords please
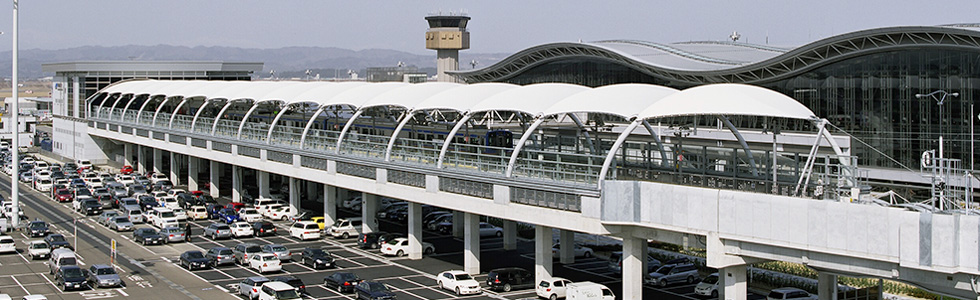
left=211, top=99, right=248, bottom=135
left=189, top=99, right=220, bottom=132
left=452, top=26, right=980, bottom=86
left=111, top=94, right=136, bottom=121
left=135, top=95, right=164, bottom=124
left=567, top=113, right=597, bottom=155
left=384, top=109, right=417, bottom=161
left=236, top=100, right=283, bottom=139
left=97, top=93, right=121, bottom=119
left=167, top=96, right=191, bottom=129
left=719, top=116, right=760, bottom=177
left=119, top=94, right=149, bottom=121
left=299, top=106, right=327, bottom=148
left=597, top=120, right=641, bottom=187
left=505, top=117, right=545, bottom=177
left=640, top=120, right=669, bottom=166
left=335, top=109, right=365, bottom=154
left=265, top=105, right=293, bottom=144
left=437, top=114, right=472, bottom=168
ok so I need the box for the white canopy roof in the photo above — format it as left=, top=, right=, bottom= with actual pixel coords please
left=95, top=80, right=818, bottom=121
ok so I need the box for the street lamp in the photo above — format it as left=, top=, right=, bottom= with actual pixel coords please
left=916, top=90, right=959, bottom=160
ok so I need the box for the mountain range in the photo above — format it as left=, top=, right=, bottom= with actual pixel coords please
left=0, top=45, right=511, bottom=79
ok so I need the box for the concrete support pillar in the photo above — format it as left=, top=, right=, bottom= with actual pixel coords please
left=152, top=148, right=162, bottom=174
left=169, top=152, right=179, bottom=186
left=559, top=229, right=575, bottom=264
left=257, top=171, right=270, bottom=198
left=361, top=193, right=379, bottom=233
left=232, top=165, right=242, bottom=203
left=818, top=272, right=838, bottom=300
left=187, top=156, right=199, bottom=192
left=137, top=145, right=146, bottom=174
left=289, top=177, right=300, bottom=212
left=534, top=225, right=554, bottom=285
left=622, top=236, right=645, bottom=300
left=123, top=143, right=132, bottom=166
left=720, top=265, right=747, bottom=300
left=463, top=213, right=480, bottom=274
left=502, top=220, right=517, bottom=250
left=452, top=211, right=464, bottom=238
left=209, top=160, right=220, bottom=197
left=323, top=185, right=336, bottom=226
left=407, top=202, right=423, bottom=259
left=306, top=181, right=317, bottom=203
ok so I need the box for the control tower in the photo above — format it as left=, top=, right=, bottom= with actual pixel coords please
left=425, top=14, right=470, bottom=82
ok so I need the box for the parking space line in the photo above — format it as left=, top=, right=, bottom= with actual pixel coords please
left=8, top=275, right=31, bottom=295
left=314, top=284, right=356, bottom=300
left=396, top=276, right=457, bottom=298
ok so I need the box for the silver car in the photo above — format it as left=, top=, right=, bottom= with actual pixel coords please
left=87, top=264, right=122, bottom=288
left=122, top=205, right=143, bottom=223
left=204, top=223, right=232, bottom=240
left=108, top=216, right=134, bottom=232
left=261, top=244, right=291, bottom=261
left=160, top=226, right=186, bottom=243
left=205, top=247, right=235, bottom=266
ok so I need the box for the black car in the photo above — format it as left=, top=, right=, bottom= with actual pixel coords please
left=378, top=233, right=404, bottom=247
left=300, top=248, right=335, bottom=269
left=177, top=194, right=201, bottom=209
left=55, top=265, right=88, bottom=291
left=355, top=281, right=396, bottom=300
left=486, top=267, right=534, bottom=292
left=133, top=228, right=164, bottom=245
left=75, top=188, right=93, bottom=198
left=152, top=180, right=173, bottom=191
left=323, top=272, right=362, bottom=293
left=206, top=204, right=224, bottom=219
left=27, top=220, right=49, bottom=237
left=82, top=199, right=104, bottom=215
left=272, top=275, right=307, bottom=295
left=44, top=234, right=73, bottom=250
left=357, top=232, right=387, bottom=249
left=179, top=250, right=210, bottom=270
left=139, top=196, right=160, bottom=211
left=252, top=221, right=277, bottom=237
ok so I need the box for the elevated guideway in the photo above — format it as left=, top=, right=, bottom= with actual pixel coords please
left=83, top=80, right=980, bottom=300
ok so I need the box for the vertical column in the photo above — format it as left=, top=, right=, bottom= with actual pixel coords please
left=323, top=185, right=336, bottom=226
left=231, top=165, right=242, bottom=203
left=818, top=272, right=838, bottom=300
left=123, top=143, right=132, bottom=166
left=361, top=193, right=379, bottom=233
left=170, top=152, right=179, bottom=186
left=306, top=181, right=317, bottom=203
left=137, top=145, right=146, bottom=174
left=452, top=211, right=464, bottom=238
left=534, top=225, right=554, bottom=285
left=407, top=202, right=423, bottom=259
left=187, top=156, right=199, bottom=191
left=257, top=171, right=270, bottom=198
left=559, top=230, right=575, bottom=264
left=289, top=177, right=300, bottom=212
left=720, top=265, right=747, bottom=300
left=152, top=148, right=162, bottom=174
left=502, top=220, right=517, bottom=250
left=622, top=236, right=645, bottom=300
left=209, top=160, right=220, bottom=197
left=463, top=212, right=480, bottom=274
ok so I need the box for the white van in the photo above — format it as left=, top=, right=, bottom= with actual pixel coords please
left=258, top=281, right=301, bottom=300
left=566, top=282, right=615, bottom=300
left=150, top=207, right=179, bottom=228
left=328, top=217, right=362, bottom=239
left=48, top=248, right=78, bottom=275
left=289, top=221, right=321, bottom=240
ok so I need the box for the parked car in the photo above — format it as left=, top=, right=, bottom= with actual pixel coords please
left=96, top=211, right=120, bottom=226
left=108, top=216, right=134, bottom=232
left=44, top=234, right=72, bottom=250
left=238, top=208, right=263, bottom=223
left=160, top=226, right=186, bottom=244
left=479, top=222, right=503, bottom=237
left=355, top=281, right=397, bottom=300
left=230, top=222, right=255, bottom=238
left=27, top=240, right=51, bottom=259
left=534, top=278, right=573, bottom=300
left=551, top=243, right=594, bottom=259
left=289, top=221, right=321, bottom=241
left=271, top=275, right=307, bottom=295
left=238, top=276, right=271, bottom=300
left=218, top=208, right=240, bottom=224
left=766, top=287, right=817, bottom=300
left=119, top=165, right=133, bottom=175
left=486, top=267, right=534, bottom=292
left=322, top=272, right=362, bottom=293
left=328, top=217, right=362, bottom=239
left=54, top=265, right=88, bottom=291
left=133, top=228, right=164, bottom=246
left=299, top=248, right=335, bottom=269
left=357, top=232, right=386, bottom=249
left=380, top=237, right=434, bottom=256
left=234, top=243, right=264, bottom=265
left=87, top=264, right=123, bottom=288
left=204, top=223, right=233, bottom=240
left=205, top=247, right=236, bottom=266
left=26, top=220, right=49, bottom=237
left=252, top=221, right=277, bottom=237
left=179, top=250, right=210, bottom=270
left=188, top=205, right=209, bottom=220
left=694, top=273, right=719, bottom=298
left=249, top=253, right=282, bottom=273
left=0, top=236, right=15, bottom=254
left=261, top=244, right=291, bottom=261
left=436, top=270, right=481, bottom=295
left=608, top=251, right=662, bottom=275
left=646, top=263, right=700, bottom=287
left=259, top=281, right=301, bottom=300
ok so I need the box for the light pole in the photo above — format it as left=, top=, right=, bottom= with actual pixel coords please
left=916, top=90, right=959, bottom=160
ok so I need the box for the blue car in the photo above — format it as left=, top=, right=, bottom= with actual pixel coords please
left=218, top=208, right=239, bottom=224
left=355, top=281, right=397, bottom=300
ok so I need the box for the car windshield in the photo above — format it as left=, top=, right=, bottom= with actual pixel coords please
left=368, top=283, right=390, bottom=293
left=141, top=229, right=158, bottom=235
left=63, top=268, right=84, bottom=278
left=49, top=235, right=65, bottom=242
left=337, top=273, right=357, bottom=281
left=276, top=289, right=300, bottom=299
left=216, top=225, right=230, bottom=230
left=57, top=190, right=70, bottom=195
left=655, top=266, right=673, bottom=274
left=270, top=246, right=287, bottom=252
left=703, top=275, right=718, bottom=284
left=30, top=242, right=47, bottom=249
left=245, top=246, right=262, bottom=252
left=186, top=252, right=204, bottom=259
left=454, top=274, right=473, bottom=281
left=309, top=249, right=327, bottom=256
left=769, top=292, right=787, bottom=299
left=114, top=217, right=129, bottom=223
left=29, top=222, right=45, bottom=228
left=96, top=267, right=116, bottom=275
left=221, top=209, right=237, bottom=215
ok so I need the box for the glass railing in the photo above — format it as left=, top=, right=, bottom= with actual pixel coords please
left=171, top=115, right=193, bottom=131
left=511, top=148, right=605, bottom=185
left=194, top=117, right=215, bottom=134
left=388, top=138, right=443, bottom=166
left=339, top=134, right=388, bottom=159
left=213, top=120, right=239, bottom=137
left=441, top=144, right=512, bottom=175
left=303, top=129, right=340, bottom=152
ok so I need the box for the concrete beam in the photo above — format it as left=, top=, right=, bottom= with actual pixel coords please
left=560, top=229, right=575, bottom=264
left=502, top=220, right=517, bottom=250
left=323, top=184, right=336, bottom=226
left=362, top=193, right=379, bottom=233
left=622, top=235, right=645, bottom=300
left=464, top=212, right=480, bottom=274
left=535, top=225, right=553, bottom=285
left=407, top=202, right=423, bottom=259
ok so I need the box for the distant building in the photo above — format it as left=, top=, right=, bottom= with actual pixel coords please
left=366, top=66, right=428, bottom=83
left=41, top=61, right=262, bottom=162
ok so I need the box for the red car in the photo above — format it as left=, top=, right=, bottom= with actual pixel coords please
left=226, top=202, right=246, bottom=212
left=53, top=188, right=74, bottom=203
left=120, top=165, right=134, bottom=175
left=190, top=190, right=205, bottom=197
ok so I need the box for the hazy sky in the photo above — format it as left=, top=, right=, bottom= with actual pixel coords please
left=0, top=0, right=976, bottom=54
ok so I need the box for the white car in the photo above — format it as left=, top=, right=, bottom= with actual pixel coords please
left=268, top=206, right=298, bottom=221
left=436, top=270, right=481, bottom=295
left=88, top=177, right=105, bottom=189
left=479, top=222, right=503, bottom=237
left=341, top=196, right=362, bottom=209
left=188, top=206, right=209, bottom=220
left=0, top=236, right=15, bottom=254
left=230, top=222, right=254, bottom=237
left=150, top=173, right=169, bottom=184
left=166, top=189, right=187, bottom=197
left=537, top=277, right=573, bottom=300
left=35, top=179, right=53, bottom=192
left=172, top=208, right=188, bottom=222
left=694, top=273, right=719, bottom=298
left=289, top=221, right=321, bottom=241
left=552, top=243, right=594, bottom=258
left=159, top=196, right=180, bottom=209
left=767, top=287, right=817, bottom=300
left=248, top=253, right=282, bottom=273
left=35, top=170, right=52, bottom=181
left=77, top=159, right=93, bottom=170
left=238, top=208, right=263, bottom=223
left=260, top=203, right=284, bottom=219
left=117, top=175, right=135, bottom=186
left=27, top=240, right=51, bottom=259
left=380, top=237, right=434, bottom=256
left=150, top=191, right=168, bottom=199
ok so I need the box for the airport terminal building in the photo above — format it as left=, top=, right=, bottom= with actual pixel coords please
left=451, top=25, right=980, bottom=173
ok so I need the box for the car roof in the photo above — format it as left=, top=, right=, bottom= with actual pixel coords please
left=246, top=276, right=270, bottom=282
left=91, top=264, right=112, bottom=269
left=263, top=281, right=295, bottom=290
left=444, top=270, right=468, bottom=275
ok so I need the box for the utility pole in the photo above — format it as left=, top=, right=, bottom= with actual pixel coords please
left=10, top=0, right=20, bottom=228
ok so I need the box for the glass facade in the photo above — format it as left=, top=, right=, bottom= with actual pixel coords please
left=502, top=49, right=980, bottom=170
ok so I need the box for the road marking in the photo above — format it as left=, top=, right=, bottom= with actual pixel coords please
left=9, top=275, right=30, bottom=295
left=117, top=288, right=129, bottom=296
left=213, top=285, right=228, bottom=292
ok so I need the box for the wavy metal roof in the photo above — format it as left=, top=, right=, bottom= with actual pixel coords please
left=93, top=80, right=817, bottom=121
left=450, top=26, right=980, bottom=86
